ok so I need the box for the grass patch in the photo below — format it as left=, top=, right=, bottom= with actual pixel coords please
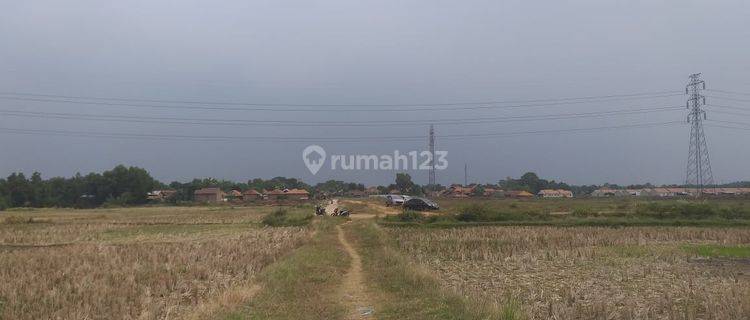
left=500, top=298, right=524, bottom=320
left=379, top=201, right=750, bottom=228
left=379, top=217, right=750, bottom=228
left=229, top=218, right=349, bottom=319
left=348, top=220, right=512, bottom=319
left=261, top=208, right=313, bottom=227
left=454, top=203, right=544, bottom=222
left=635, top=202, right=750, bottom=220
left=384, top=210, right=425, bottom=222
left=683, top=244, right=750, bottom=258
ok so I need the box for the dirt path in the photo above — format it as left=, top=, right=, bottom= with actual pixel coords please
left=344, top=199, right=401, bottom=216
left=336, top=223, right=375, bottom=319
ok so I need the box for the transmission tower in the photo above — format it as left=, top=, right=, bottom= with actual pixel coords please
left=685, top=73, right=715, bottom=197
left=428, top=124, right=436, bottom=187
left=464, top=163, right=468, bottom=186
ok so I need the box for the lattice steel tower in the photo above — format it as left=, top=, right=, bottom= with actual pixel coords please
left=428, top=124, right=436, bottom=186
left=685, top=73, right=714, bottom=196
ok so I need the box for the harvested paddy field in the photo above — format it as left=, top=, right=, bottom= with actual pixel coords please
left=388, top=226, right=750, bottom=319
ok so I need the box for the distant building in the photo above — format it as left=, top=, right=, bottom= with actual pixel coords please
left=243, top=189, right=263, bottom=201
left=591, top=188, right=647, bottom=197
left=194, top=187, right=225, bottom=203
left=266, top=188, right=310, bottom=200
left=537, top=189, right=573, bottom=198
left=287, top=188, right=310, bottom=200
left=147, top=189, right=177, bottom=202
left=505, top=190, right=534, bottom=198
left=226, top=190, right=243, bottom=201
left=441, top=184, right=473, bottom=198
left=482, top=188, right=504, bottom=197
left=641, top=188, right=689, bottom=197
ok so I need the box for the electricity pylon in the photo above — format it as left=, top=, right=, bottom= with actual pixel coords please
left=685, top=73, right=715, bottom=197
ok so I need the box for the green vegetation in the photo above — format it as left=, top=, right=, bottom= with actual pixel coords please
left=499, top=172, right=572, bottom=194
left=233, top=218, right=349, bottom=320
left=683, top=245, right=750, bottom=258
left=635, top=201, right=750, bottom=220
left=261, top=208, right=313, bottom=227
left=381, top=199, right=750, bottom=227
left=349, top=220, right=516, bottom=320
left=388, top=210, right=426, bottom=222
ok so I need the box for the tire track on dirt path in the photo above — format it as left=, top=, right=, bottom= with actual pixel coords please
left=337, top=223, right=375, bottom=319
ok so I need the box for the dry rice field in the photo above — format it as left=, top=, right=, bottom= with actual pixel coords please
left=0, top=206, right=311, bottom=320
left=388, top=226, right=750, bottom=320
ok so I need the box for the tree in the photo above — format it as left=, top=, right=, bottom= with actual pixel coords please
left=5, top=173, right=30, bottom=207
left=395, top=173, right=414, bottom=193
left=471, top=185, right=486, bottom=197
left=395, top=173, right=422, bottom=195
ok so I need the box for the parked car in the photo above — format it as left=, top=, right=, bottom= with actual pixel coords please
left=385, top=194, right=405, bottom=206
left=403, top=197, right=440, bottom=211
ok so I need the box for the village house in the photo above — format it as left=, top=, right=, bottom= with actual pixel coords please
left=482, top=187, right=504, bottom=197
left=147, top=189, right=177, bottom=202
left=225, top=190, right=243, bottom=201
left=194, top=187, right=225, bottom=203
left=537, top=189, right=574, bottom=198
left=441, top=184, right=473, bottom=198
left=265, top=188, right=310, bottom=200
left=505, top=190, right=534, bottom=198
left=242, top=189, right=263, bottom=201
left=591, top=188, right=631, bottom=197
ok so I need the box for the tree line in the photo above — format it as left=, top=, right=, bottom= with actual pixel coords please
left=0, top=165, right=157, bottom=209
left=2, top=166, right=748, bottom=210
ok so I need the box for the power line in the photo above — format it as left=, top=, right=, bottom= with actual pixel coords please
left=707, top=119, right=750, bottom=127
left=709, top=110, right=750, bottom=118
left=707, top=104, right=750, bottom=111
left=0, top=121, right=682, bottom=143
left=0, top=93, right=683, bottom=112
left=706, top=88, right=750, bottom=96
left=0, top=105, right=683, bottom=127
left=705, top=124, right=750, bottom=131
left=705, top=95, right=750, bottom=103
left=0, top=90, right=683, bottom=107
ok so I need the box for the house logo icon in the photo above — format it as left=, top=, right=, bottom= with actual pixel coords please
left=302, top=145, right=326, bottom=175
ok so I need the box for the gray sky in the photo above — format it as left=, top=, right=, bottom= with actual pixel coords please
left=1, top=0, right=749, bottom=186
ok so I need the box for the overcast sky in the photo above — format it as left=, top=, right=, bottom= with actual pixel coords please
left=1, top=1, right=749, bottom=186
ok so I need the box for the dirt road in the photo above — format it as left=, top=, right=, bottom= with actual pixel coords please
left=337, top=223, right=374, bottom=319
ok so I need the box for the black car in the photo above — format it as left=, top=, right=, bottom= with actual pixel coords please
left=403, top=197, right=439, bottom=211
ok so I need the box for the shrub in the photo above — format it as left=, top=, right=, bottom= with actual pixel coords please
left=394, top=210, right=425, bottom=222
left=572, top=207, right=598, bottom=217
left=456, top=204, right=536, bottom=222
left=262, top=208, right=313, bottom=227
